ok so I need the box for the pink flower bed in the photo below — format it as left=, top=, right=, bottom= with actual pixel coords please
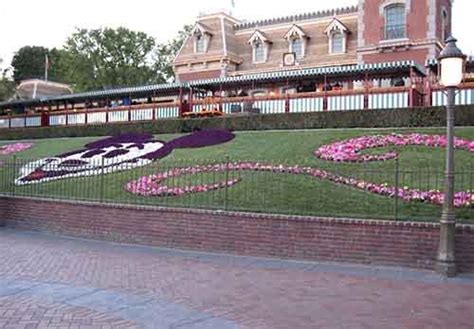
left=126, top=162, right=473, bottom=207
left=126, top=133, right=474, bottom=208
left=0, top=143, right=34, bottom=155
left=315, top=134, right=474, bottom=163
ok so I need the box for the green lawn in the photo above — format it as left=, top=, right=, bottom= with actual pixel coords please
left=1, top=127, right=473, bottom=222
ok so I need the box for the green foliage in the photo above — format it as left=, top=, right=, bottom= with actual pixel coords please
left=0, top=59, right=15, bottom=102
left=152, top=25, right=193, bottom=83
left=11, top=46, right=50, bottom=82
left=60, top=27, right=156, bottom=91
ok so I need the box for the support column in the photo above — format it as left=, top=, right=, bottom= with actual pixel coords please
left=436, top=86, right=457, bottom=277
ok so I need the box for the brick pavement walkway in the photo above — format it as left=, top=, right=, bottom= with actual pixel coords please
left=0, top=229, right=473, bottom=329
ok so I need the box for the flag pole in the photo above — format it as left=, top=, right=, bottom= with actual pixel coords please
left=44, top=54, right=49, bottom=81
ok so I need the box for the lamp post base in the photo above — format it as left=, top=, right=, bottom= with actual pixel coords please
left=435, top=260, right=457, bottom=278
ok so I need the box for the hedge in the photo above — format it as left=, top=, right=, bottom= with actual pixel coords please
left=0, top=106, right=473, bottom=140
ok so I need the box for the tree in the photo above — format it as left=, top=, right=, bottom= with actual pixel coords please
left=11, top=46, right=50, bottom=82
left=62, top=27, right=156, bottom=91
left=0, top=59, right=15, bottom=102
left=152, top=25, right=192, bottom=83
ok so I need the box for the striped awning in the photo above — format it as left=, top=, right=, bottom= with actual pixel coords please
left=188, top=61, right=425, bottom=88
left=426, top=56, right=474, bottom=68
left=0, top=61, right=425, bottom=109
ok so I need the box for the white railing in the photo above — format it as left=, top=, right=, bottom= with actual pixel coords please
left=155, top=106, right=179, bottom=119
left=368, top=92, right=409, bottom=109
left=109, top=110, right=128, bottom=123
left=328, top=94, right=364, bottom=111
left=289, top=97, right=324, bottom=113
left=432, top=89, right=474, bottom=106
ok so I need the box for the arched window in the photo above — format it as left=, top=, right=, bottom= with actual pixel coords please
left=384, top=4, right=406, bottom=39
left=291, top=38, right=303, bottom=58
left=331, top=32, right=344, bottom=54
left=253, top=41, right=265, bottom=63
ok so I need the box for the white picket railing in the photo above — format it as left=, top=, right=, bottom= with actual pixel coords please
left=368, top=92, right=409, bottom=109
left=432, top=89, right=474, bottom=106
left=289, top=97, right=324, bottom=113
left=131, top=108, right=154, bottom=121
left=155, top=106, right=179, bottom=119
left=108, top=110, right=128, bottom=123
left=49, top=115, right=67, bottom=126
left=25, top=116, right=41, bottom=127
left=67, top=113, right=86, bottom=125
left=328, top=94, right=364, bottom=111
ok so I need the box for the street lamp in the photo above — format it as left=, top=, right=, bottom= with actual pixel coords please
left=436, top=36, right=466, bottom=278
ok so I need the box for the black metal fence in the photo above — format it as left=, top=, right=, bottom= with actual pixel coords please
left=0, top=157, right=473, bottom=222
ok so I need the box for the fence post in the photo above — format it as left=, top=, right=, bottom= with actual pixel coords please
left=394, top=157, right=400, bottom=221
left=11, top=156, right=17, bottom=197
left=100, top=157, right=105, bottom=203
left=224, top=155, right=229, bottom=211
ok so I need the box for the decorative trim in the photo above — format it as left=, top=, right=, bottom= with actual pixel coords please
left=379, top=0, right=411, bottom=16
left=235, top=6, right=358, bottom=30
left=325, top=18, right=350, bottom=54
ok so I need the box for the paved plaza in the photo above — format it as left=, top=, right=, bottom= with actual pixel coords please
left=0, top=229, right=473, bottom=329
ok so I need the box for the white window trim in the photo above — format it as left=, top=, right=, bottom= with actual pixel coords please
left=284, top=25, right=308, bottom=59
left=248, top=31, right=271, bottom=64
left=193, top=33, right=211, bottom=54
left=324, top=18, right=349, bottom=54
left=328, top=32, right=347, bottom=54
left=191, top=23, right=212, bottom=54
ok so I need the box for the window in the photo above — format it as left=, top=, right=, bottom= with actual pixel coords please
left=195, top=34, right=206, bottom=53
left=253, top=41, right=265, bottom=63
left=384, top=4, right=406, bottom=39
left=442, top=9, right=449, bottom=42
left=291, top=38, right=303, bottom=58
left=331, top=32, right=344, bottom=53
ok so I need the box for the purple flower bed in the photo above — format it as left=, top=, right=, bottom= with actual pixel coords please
left=16, top=130, right=235, bottom=185
left=126, top=162, right=473, bottom=208
left=315, top=134, right=474, bottom=163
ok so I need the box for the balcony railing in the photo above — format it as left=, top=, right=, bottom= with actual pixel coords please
left=382, top=24, right=406, bottom=40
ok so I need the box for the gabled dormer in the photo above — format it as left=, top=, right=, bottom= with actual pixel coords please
left=248, top=30, right=272, bottom=63
left=191, top=23, right=213, bottom=54
left=324, top=17, right=350, bottom=54
left=284, top=25, right=310, bottom=59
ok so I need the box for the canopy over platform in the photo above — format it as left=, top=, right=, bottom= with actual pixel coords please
left=188, top=61, right=425, bottom=90
left=0, top=61, right=425, bottom=110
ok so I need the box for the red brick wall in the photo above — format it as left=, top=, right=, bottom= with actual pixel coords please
left=362, top=49, right=429, bottom=66
left=1, top=197, right=473, bottom=273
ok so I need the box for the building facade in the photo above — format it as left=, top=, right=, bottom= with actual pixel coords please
left=174, top=0, right=452, bottom=83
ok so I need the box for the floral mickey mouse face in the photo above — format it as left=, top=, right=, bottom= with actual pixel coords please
left=15, top=130, right=235, bottom=185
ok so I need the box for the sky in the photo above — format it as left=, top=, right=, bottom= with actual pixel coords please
left=0, top=0, right=473, bottom=71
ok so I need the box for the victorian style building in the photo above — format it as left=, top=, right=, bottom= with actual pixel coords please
left=174, top=0, right=452, bottom=84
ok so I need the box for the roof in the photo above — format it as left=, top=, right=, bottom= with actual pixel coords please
left=188, top=61, right=426, bottom=88
left=0, top=61, right=425, bottom=109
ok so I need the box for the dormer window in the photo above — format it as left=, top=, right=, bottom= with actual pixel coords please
left=248, top=30, right=271, bottom=63
left=254, top=41, right=265, bottom=62
left=191, top=23, right=212, bottom=54
left=284, top=25, right=308, bottom=59
left=331, top=32, right=344, bottom=53
left=324, top=18, right=350, bottom=54
left=384, top=4, right=406, bottom=40
left=195, top=34, right=205, bottom=53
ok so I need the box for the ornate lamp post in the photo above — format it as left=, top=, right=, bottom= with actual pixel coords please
left=436, top=36, right=466, bottom=278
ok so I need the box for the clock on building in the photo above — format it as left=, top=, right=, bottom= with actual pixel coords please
left=283, top=52, right=296, bottom=66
